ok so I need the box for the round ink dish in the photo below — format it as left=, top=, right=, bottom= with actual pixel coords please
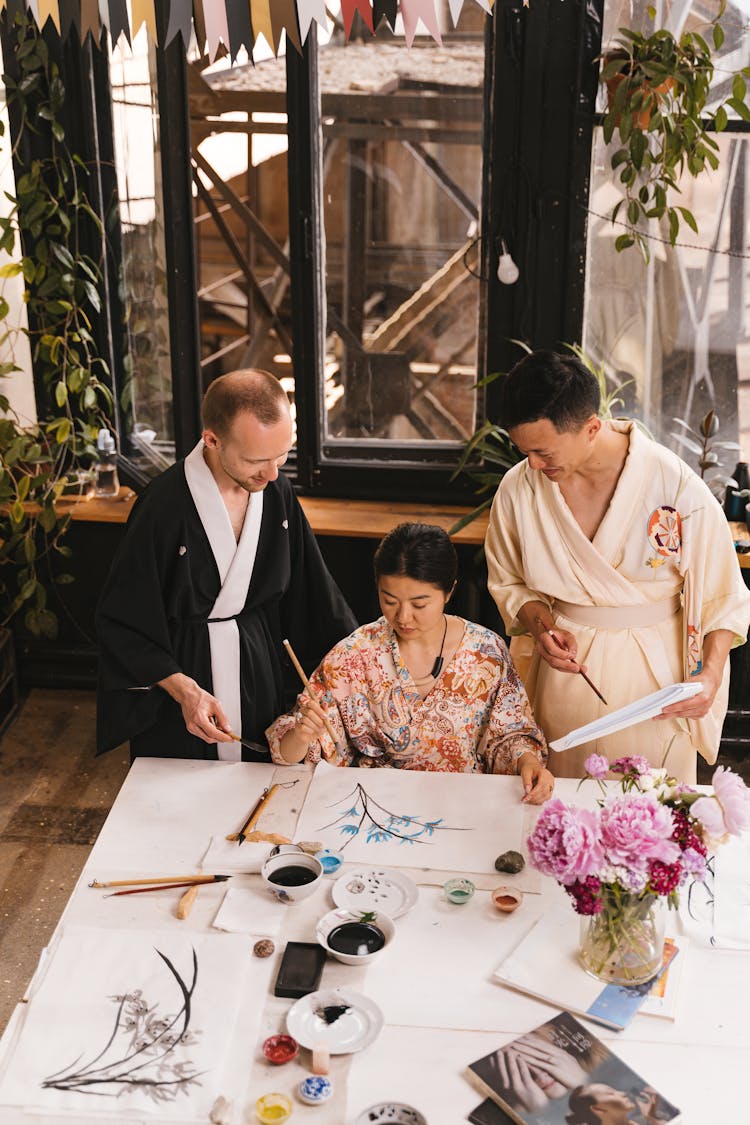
left=255, top=1092, right=293, bottom=1123
left=262, top=1034, right=299, bottom=1065
left=316, top=849, right=344, bottom=874
left=443, top=877, right=475, bottom=904
left=297, top=1075, right=334, bottom=1106
left=316, top=909, right=395, bottom=965
left=355, top=1102, right=427, bottom=1125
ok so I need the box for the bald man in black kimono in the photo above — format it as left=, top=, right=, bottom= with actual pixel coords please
left=96, top=369, right=357, bottom=762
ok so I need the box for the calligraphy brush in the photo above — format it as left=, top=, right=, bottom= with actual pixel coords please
left=103, top=876, right=230, bottom=898
left=282, top=637, right=339, bottom=748
left=233, top=784, right=279, bottom=846
left=536, top=619, right=608, bottom=706
left=90, top=874, right=230, bottom=889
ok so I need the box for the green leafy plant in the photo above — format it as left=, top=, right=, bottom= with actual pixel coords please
left=0, top=12, right=113, bottom=636
left=600, top=2, right=750, bottom=259
left=670, top=410, right=740, bottom=499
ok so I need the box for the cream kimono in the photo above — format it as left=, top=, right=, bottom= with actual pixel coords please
left=486, top=421, right=750, bottom=783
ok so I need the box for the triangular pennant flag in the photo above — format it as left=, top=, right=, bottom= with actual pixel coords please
left=57, top=0, right=81, bottom=40
left=295, top=0, right=326, bottom=43
left=447, top=0, right=463, bottom=26
left=271, top=0, right=301, bottom=54
left=79, top=0, right=101, bottom=42
left=37, top=0, right=60, bottom=31
left=224, top=0, right=253, bottom=60
left=471, top=0, right=492, bottom=13
left=339, top=0, right=373, bottom=39
left=202, top=0, right=230, bottom=59
left=372, top=0, right=397, bottom=30
left=400, top=0, right=441, bottom=47
left=165, top=0, right=193, bottom=45
left=25, top=0, right=40, bottom=26
left=249, top=0, right=274, bottom=53
left=131, top=0, right=157, bottom=40
left=106, top=0, right=130, bottom=45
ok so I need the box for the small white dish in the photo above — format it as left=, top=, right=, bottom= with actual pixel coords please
left=331, top=867, right=418, bottom=919
left=355, top=1103, right=427, bottom=1125
left=286, top=988, right=384, bottom=1054
left=316, top=908, right=395, bottom=965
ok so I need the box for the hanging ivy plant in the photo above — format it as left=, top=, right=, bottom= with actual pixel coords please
left=0, top=11, right=112, bottom=637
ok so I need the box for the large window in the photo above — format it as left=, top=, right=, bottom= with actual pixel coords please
left=583, top=0, right=750, bottom=469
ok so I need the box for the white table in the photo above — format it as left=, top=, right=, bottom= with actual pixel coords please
left=0, top=758, right=746, bottom=1123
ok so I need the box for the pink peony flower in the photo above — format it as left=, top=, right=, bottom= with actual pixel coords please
left=600, top=794, right=680, bottom=870
left=612, top=755, right=651, bottom=776
left=583, top=753, right=609, bottom=780
left=527, top=799, right=604, bottom=885
left=691, top=767, right=750, bottom=840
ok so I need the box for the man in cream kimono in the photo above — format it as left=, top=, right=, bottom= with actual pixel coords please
left=96, top=370, right=356, bottom=761
left=486, top=350, right=750, bottom=783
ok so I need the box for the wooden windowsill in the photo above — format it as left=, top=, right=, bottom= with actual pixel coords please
left=53, top=494, right=749, bottom=564
left=55, top=488, right=490, bottom=543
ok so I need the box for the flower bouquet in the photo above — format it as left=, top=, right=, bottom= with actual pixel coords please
left=527, top=755, right=750, bottom=985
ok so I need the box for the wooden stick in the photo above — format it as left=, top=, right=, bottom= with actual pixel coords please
left=176, top=884, right=200, bottom=920
left=104, top=880, right=221, bottom=898
left=282, top=637, right=339, bottom=749
left=89, top=874, right=229, bottom=890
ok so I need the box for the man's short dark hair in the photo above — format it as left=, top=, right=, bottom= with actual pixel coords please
left=202, top=369, right=289, bottom=436
left=497, top=350, right=601, bottom=433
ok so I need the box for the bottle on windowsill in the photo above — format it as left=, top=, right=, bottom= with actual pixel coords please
left=94, top=428, right=120, bottom=497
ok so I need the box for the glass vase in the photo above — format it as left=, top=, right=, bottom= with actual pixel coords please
left=579, top=889, right=666, bottom=986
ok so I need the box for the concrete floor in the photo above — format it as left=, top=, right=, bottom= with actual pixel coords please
left=0, top=689, right=128, bottom=1034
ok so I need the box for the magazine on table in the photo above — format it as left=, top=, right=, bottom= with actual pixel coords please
left=466, top=1010, right=681, bottom=1125
left=492, top=907, right=682, bottom=1031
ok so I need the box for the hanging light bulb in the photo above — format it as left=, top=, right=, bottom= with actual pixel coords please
left=496, top=240, right=520, bottom=285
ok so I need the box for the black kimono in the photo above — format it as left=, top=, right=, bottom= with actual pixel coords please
left=95, top=461, right=357, bottom=761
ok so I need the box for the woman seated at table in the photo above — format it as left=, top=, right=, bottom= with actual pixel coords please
left=266, top=522, right=554, bottom=804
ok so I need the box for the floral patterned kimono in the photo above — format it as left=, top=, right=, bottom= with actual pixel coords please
left=266, top=618, right=547, bottom=772
left=486, top=421, right=750, bottom=783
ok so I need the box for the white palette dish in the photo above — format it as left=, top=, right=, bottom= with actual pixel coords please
left=286, top=988, right=383, bottom=1054
left=331, top=867, right=418, bottom=919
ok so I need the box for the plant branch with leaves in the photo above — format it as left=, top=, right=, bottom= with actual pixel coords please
left=0, top=12, right=113, bottom=636
left=600, top=1, right=750, bottom=259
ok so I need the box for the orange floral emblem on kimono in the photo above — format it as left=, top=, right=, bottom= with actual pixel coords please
left=646, top=505, right=682, bottom=567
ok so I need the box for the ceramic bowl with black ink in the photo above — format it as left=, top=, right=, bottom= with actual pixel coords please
left=316, top=907, right=395, bottom=965
left=355, top=1103, right=427, bottom=1125
left=261, top=846, right=323, bottom=903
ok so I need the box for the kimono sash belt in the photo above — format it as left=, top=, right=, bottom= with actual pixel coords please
left=554, top=593, right=681, bottom=630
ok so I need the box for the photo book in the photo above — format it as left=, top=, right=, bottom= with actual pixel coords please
left=466, top=1010, right=681, bottom=1125
left=492, top=907, right=683, bottom=1031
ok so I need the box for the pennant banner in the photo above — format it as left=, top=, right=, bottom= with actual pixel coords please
left=400, top=0, right=441, bottom=47
left=202, top=0, right=230, bottom=58
left=339, top=0, right=373, bottom=38
left=296, top=0, right=326, bottom=42
left=15, top=0, right=494, bottom=54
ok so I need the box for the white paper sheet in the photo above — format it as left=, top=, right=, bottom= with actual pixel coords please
left=0, top=927, right=262, bottom=1119
left=549, top=682, right=703, bottom=752
left=211, top=885, right=287, bottom=936
left=200, top=836, right=271, bottom=874
left=293, top=762, right=525, bottom=874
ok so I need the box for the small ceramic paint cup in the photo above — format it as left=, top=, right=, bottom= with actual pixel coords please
left=492, top=885, right=524, bottom=913
left=262, top=1034, right=299, bottom=1065
left=261, top=847, right=323, bottom=903
left=255, top=1092, right=293, bottom=1123
left=443, top=877, right=475, bottom=904
left=315, top=848, right=344, bottom=875
left=297, top=1075, right=334, bottom=1106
